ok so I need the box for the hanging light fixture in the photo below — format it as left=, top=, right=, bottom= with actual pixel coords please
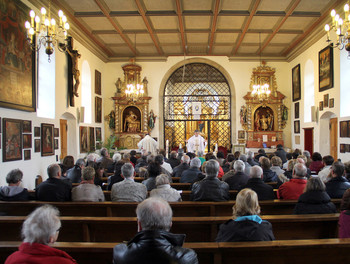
left=24, top=0, right=70, bottom=62
left=124, top=34, right=145, bottom=101
left=252, top=33, right=271, bottom=101
left=324, top=2, right=350, bottom=58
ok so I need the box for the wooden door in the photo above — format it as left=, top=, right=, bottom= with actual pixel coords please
left=330, top=118, right=337, bottom=160
left=60, top=119, right=67, bottom=160
left=303, top=128, right=313, bottom=155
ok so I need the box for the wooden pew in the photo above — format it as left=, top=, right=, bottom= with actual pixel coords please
left=0, top=199, right=342, bottom=217
left=0, top=214, right=340, bottom=243
left=2, top=239, right=350, bottom=264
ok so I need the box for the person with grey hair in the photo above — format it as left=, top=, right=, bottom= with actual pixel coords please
left=224, top=160, right=250, bottom=190
left=240, top=166, right=275, bottom=200
left=113, top=197, right=198, bottom=264
left=239, top=154, right=251, bottom=176
left=277, top=163, right=307, bottom=200
left=303, top=150, right=312, bottom=167
left=36, top=164, right=72, bottom=202
left=191, top=160, right=229, bottom=201
left=150, top=174, right=182, bottom=202
left=97, top=147, right=114, bottom=172
left=0, top=169, right=29, bottom=201
left=112, top=153, right=122, bottom=163
left=294, top=177, right=336, bottom=214
left=5, top=205, right=77, bottom=264
left=172, top=154, right=190, bottom=178
left=180, top=157, right=204, bottom=183
left=71, top=167, right=105, bottom=202
left=155, top=154, right=173, bottom=176
left=168, top=151, right=180, bottom=169
left=111, top=163, right=147, bottom=202
left=247, top=150, right=259, bottom=166
left=67, top=158, right=85, bottom=183
left=326, top=161, right=350, bottom=198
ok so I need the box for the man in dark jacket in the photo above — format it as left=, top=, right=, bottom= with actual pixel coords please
left=36, top=164, right=71, bottom=202
left=180, top=157, right=203, bottom=183
left=113, top=197, right=198, bottom=264
left=240, top=166, right=275, bottom=200
left=261, top=157, right=278, bottom=182
left=326, top=161, right=350, bottom=198
left=224, top=160, right=249, bottom=190
left=274, top=144, right=287, bottom=164
left=168, top=151, right=181, bottom=169
left=66, top=158, right=85, bottom=183
left=247, top=151, right=259, bottom=166
left=191, top=160, right=229, bottom=201
left=172, top=155, right=190, bottom=178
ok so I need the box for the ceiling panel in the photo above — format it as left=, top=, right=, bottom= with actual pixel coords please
left=242, top=33, right=269, bottom=44
left=150, top=16, right=179, bottom=30
left=257, top=0, right=291, bottom=11
left=64, top=0, right=100, bottom=12
left=270, top=33, right=298, bottom=44
left=184, top=16, right=211, bottom=29
left=280, top=17, right=317, bottom=31
left=126, top=33, right=154, bottom=44
left=110, top=46, right=134, bottom=56
left=217, top=16, right=246, bottom=29
left=162, top=45, right=183, bottom=54
left=237, top=46, right=259, bottom=54
left=115, top=16, right=148, bottom=30
left=80, top=17, right=115, bottom=30
left=186, top=33, right=209, bottom=43
left=293, top=0, right=333, bottom=13
left=136, top=45, right=160, bottom=54
left=182, top=0, right=213, bottom=11
left=214, top=33, right=239, bottom=43
left=98, top=33, right=124, bottom=44
left=157, top=33, right=182, bottom=44
left=212, top=46, right=234, bottom=55
left=263, top=45, right=287, bottom=54
left=221, top=0, right=252, bottom=11
left=143, top=0, right=175, bottom=11
left=104, top=0, right=138, bottom=11
left=250, top=16, right=281, bottom=30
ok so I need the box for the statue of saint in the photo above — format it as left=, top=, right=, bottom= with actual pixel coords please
left=124, top=110, right=140, bottom=132
left=260, top=115, right=269, bottom=131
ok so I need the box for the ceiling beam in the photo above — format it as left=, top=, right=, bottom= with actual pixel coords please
left=175, top=0, right=186, bottom=54
left=135, top=0, right=163, bottom=55
left=94, top=0, right=136, bottom=55
left=260, top=0, right=301, bottom=54
left=208, top=0, right=220, bottom=55
left=231, top=0, right=261, bottom=56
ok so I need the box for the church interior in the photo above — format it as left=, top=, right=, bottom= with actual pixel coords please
left=1, top=0, right=350, bottom=188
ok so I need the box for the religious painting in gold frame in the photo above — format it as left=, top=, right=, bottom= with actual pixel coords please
left=0, top=0, right=36, bottom=112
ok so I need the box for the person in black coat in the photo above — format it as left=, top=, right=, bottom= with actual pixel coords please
left=240, top=166, right=275, bottom=200
left=326, top=161, right=350, bottom=199
left=274, top=144, right=287, bottom=164
left=108, top=160, right=126, bottom=191
left=224, top=160, right=249, bottom=190
left=36, top=164, right=71, bottom=202
left=254, top=149, right=267, bottom=163
left=167, top=151, right=181, bottom=169
left=172, top=155, right=190, bottom=178
left=66, top=158, right=85, bottom=183
left=180, top=158, right=204, bottom=183
left=216, top=188, right=275, bottom=242
left=261, top=157, right=277, bottom=182
left=294, top=176, right=337, bottom=214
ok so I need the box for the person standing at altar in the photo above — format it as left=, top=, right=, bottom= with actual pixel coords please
left=137, top=134, right=158, bottom=155
left=187, top=130, right=206, bottom=155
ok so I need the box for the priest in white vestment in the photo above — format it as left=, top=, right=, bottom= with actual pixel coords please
left=187, top=130, right=206, bottom=155
left=137, top=134, right=158, bottom=155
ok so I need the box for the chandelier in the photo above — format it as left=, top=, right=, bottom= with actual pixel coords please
left=252, top=33, right=271, bottom=101
left=24, top=1, right=70, bottom=62
left=324, top=2, right=350, bottom=57
left=123, top=62, right=146, bottom=102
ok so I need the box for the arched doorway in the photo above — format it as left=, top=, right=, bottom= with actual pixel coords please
left=163, top=63, right=231, bottom=153
left=60, top=112, right=77, bottom=160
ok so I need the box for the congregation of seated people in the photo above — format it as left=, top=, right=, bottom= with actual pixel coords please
left=3, top=146, right=350, bottom=263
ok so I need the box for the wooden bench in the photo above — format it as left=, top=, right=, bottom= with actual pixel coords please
left=1, top=238, right=350, bottom=264
left=0, top=199, right=342, bottom=217
left=0, top=214, right=340, bottom=242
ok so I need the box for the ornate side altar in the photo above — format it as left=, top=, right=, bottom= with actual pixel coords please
left=111, top=62, right=152, bottom=149
left=240, top=62, right=288, bottom=148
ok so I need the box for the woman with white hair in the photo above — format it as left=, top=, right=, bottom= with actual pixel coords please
left=5, top=205, right=77, bottom=263
left=150, top=174, right=182, bottom=202
left=216, top=188, right=275, bottom=242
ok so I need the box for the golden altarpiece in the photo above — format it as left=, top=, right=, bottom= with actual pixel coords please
left=112, top=63, right=151, bottom=149
left=240, top=62, right=288, bottom=148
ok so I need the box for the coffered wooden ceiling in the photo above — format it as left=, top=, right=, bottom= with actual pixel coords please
left=38, top=0, right=346, bottom=62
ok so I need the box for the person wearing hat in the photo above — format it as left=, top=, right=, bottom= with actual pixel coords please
left=186, top=130, right=206, bottom=155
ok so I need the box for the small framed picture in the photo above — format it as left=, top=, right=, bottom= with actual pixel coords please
left=329, top=98, right=334, bottom=108
left=340, top=121, right=348, bottom=138
left=34, top=127, right=40, bottom=137
left=295, top=102, right=299, bottom=119
left=34, top=139, right=40, bottom=152
left=319, top=45, right=334, bottom=92
left=3, top=118, right=22, bottom=162
left=41, top=123, right=54, bottom=156
left=294, top=120, right=300, bottom=134
left=54, top=139, right=59, bottom=150
left=23, top=134, right=32, bottom=149
left=80, top=126, right=88, bottom=153
left=54, top=128, right=59, bottom=137
left=95, top=70, right=102, bottom=95
left=22, top=120, right=32, bottom=133
left=95, top=97, right=102, bottom=123
left=292, top=64, right=301, bottom=102
left=238, top=130, right=245, bottom=139
left=95, top=127, right=102, bottom=142
left=319, top=101, right=324, bottom=111
left=324, top=94, right=329, bottom=108
left=346, top=144, right=350, bottom=153
left=340, top=144, right=346, bottom=153
left=24, top=149, right=31, bottom=160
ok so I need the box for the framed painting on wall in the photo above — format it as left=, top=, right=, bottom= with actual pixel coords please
left=24, top=149, right=31, bottom=160
left=2, top=118, right=22, bottom=162
left=34, top=127, right=40, bottom=137
left=22, top=120, right=32, bottom=133
left=41, top=123, right=54, bottom=156
left=319, top=46, right=334, bottom=92
left=294, top=120, right=300, bottom=134
left=324, top=94, right=329, bottom=108
left=34, top=139, right=40, bottom=152
left=0, top=1, right=36, bottom=112
left=95, top=97, right=102, bottom=123
left=295, top=102, right=299, bottom=119
left=292, top=64, right=301, bottom=102
left=54, top=128, right=59, bottom=137
left=95, top=70, right=101, bottom=95
left=340, top=121, right=348, bottom=138
left=80, top=126, right=88, bottom=153
left=54, top=139, right=59, bottom=150
left=89, top=127, right=95, bottom=151
left=95, top=127, right=102, bottom=142
left=329, top=98, right=334, bottom=108
left=319, top=101, right=323, bottom=111
left=23, top=134, right=32, bottom=149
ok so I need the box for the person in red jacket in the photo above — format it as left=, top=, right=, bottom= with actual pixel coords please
left=5, top=205, right=77, bottom=264
left=277, top=163, right=307, bottom=200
